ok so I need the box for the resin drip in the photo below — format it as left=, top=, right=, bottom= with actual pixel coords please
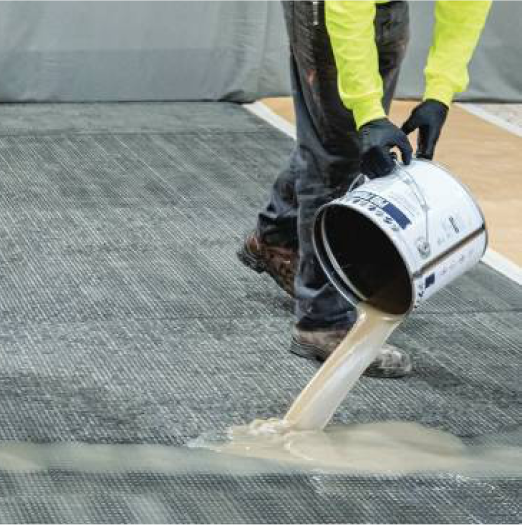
left=284, top=303, right=402, bottom=430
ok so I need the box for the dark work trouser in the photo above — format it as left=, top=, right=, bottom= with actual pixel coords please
left=256, top=1, right=410, bottom=331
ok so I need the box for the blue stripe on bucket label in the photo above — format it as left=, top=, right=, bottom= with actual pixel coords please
left=425, top=273, right=436, bottom=288
left=351, top=191, right=412, bottom=230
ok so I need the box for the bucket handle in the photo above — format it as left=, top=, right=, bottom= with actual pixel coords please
left=347, top=172, right=366, bottom=193
left=348, top=163, right=432, bottom=258
left=395, top=162, right=431, bottom=257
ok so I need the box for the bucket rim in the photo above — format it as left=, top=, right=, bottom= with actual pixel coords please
left=312, top=200, right=416, bottom=315
left=312, top=159, right=488, bottom=315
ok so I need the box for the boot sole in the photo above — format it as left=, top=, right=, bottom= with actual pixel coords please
left=290, top=338, right=330, bottom=361
left=290, top=338, right=412, bottom=378
left=237, top=244, right=266, bottom=274
left=237, top=244, right=295, bottom=298
left=365, top=360, right=412, bottom=378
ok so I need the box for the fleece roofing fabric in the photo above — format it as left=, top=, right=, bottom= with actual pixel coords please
left=0, top=102, right=520, bottom=523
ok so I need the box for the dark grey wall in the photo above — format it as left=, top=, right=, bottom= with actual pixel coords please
left=0, top=1, right=290, bottom=102
left=0, top=1, right=520, bottom=103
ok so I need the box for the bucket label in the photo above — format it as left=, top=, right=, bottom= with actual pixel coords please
left=352, top=191, right=412, bottom=230
left=424, top=273, right=436, bottom=288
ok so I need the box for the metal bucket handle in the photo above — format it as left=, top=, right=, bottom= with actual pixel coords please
left=394, top=162, right=432, bottom=258
left=348, top=161, right=432, bottom=258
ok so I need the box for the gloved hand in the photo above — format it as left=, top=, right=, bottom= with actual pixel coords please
left=401, top=99, right=449, bottom=160
left=359, top=118, right=413, bottom=179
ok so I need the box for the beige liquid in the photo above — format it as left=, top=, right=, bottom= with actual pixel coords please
left=206, top=420, right=521, bottom=477
left=2, top=431, right=518, bottom=478
left=284, top=304, right=402, bottom=431
left=191, top=303, right=522, bottom=476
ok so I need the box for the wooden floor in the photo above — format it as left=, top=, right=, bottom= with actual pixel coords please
left=262, top=98, right=522, bottom=266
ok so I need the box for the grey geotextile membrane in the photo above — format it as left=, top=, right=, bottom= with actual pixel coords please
left=0, top=102, right=520, bottom=523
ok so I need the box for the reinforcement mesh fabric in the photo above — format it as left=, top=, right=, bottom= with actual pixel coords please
left=0, top=102, right=520, bottom=523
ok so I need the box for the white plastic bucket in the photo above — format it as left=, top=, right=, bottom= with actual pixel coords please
left=313, top=159, right=488, bottom=315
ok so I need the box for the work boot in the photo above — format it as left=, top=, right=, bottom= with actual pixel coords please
left=290, top=327, right=412, bottom=378
left=237, top=232, right=297, bottom=298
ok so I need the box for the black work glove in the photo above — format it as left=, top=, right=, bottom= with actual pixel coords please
left=401, top=99, right=449, bottom=160
left=359, top=118, right=413, bottom=179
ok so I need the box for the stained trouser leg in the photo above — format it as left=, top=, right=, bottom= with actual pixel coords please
left=291, top=0, right=410, bottom=331
left=256, top=1, right=409, bottom=330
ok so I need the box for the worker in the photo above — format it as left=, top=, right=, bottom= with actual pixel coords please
left=239, top=1, right=492, bottom=377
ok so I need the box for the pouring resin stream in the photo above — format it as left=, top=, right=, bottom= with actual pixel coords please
left=284, top=303, right=401, bottom=431
left=189, top=303, right=520, bottom=476
left=189, top=294, right=521, bottom=476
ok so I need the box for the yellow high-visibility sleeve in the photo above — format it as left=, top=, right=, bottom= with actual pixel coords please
left=424, top=1, right=492, bottom=106
left=325, top=1, right=385, bottom=130
left=325, top=1, right=491, bottom=129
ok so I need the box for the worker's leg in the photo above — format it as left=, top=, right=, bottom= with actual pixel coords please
left=289, top=0, right=361, bottom=330
left=252, top=1, right=409, bottom=329
left=290, top=0, right=410, bottom=330
left=252, top=1, right=360, bottom=313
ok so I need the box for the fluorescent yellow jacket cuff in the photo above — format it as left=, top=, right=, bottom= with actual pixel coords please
left=423, top=81, right=454, bottom=107
left=352, top=98, right=386, bottom=130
